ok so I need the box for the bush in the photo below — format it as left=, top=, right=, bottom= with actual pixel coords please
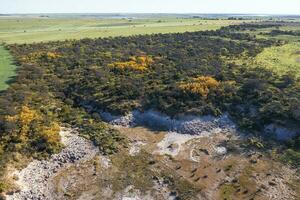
left=282, top=149, right=300, bottom=168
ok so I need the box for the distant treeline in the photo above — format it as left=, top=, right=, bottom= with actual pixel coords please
left=266, top=29, right=300, bottom=36
left=220, top=22, right=282, bottom=31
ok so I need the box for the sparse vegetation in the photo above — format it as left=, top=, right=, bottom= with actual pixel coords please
left=111, top=151, right=155, bottom=192
left=282, top=149, right=300, bottom=167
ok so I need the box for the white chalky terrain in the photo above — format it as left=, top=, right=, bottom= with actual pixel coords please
left=100, top=110, right=236, bottom=135
left=129, top=141, right=146, bottom=156
left=155, top=132, right=204, bottom=157
left=6, top=128, right=99, bottom=200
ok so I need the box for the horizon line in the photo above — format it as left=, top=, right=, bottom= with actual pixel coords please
left=1, top=12, right=300, bottom=16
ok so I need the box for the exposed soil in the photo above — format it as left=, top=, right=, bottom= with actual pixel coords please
left=6, top=123, right=299, bottom=200
left=116, top=126, right=299, bottom=200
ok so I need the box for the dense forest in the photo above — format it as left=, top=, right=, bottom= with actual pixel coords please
left=0, top=22, right=299, bottom=192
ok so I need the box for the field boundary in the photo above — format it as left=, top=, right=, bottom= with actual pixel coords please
left=0, top=45, right=16, bottom=90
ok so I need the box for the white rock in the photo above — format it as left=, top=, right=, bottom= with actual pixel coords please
left=215, top=146, right=227, bottom=155
left=155, top=132, right=203, bottom=157
left=100, top=110, right=237, bottom=136
left=129, top=141, right=146, bottom=156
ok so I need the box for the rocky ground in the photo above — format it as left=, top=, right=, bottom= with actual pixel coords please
left=115, top=126, right=299, bottom=200
left=6, top=128, right=100, bottom=200
left=5, top=112, right=300, bottom=200
left=100, top=110, right=236, bottom=136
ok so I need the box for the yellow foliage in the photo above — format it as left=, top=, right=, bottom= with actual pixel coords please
left=5, top=106, right=61, bottom=149
left=5, top=106, right=40, bottom=142
left=129, top=56, right=137, bottom=61
left=5, top=106, right=39, bottom=125
left=179, top=76, right=220, bottom=97
left=39, top=122, right=61, bottom=145
left=108, top=55, right=153, bottom=71
left=21, top=52, right=44, bottom=63
left=19, top=106, right=39, bottom=125
left=20, top=51, right=60, bottom=63
left=46, top=52, right=60, bottom=59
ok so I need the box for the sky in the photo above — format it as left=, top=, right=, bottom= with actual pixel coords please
left=1, top=0, right=300, bottom=15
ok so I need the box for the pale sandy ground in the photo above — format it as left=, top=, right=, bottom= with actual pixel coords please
left=6, top=128, right=100, bottom=200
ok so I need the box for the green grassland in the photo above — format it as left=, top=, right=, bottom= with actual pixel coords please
left=0, top=17, right=247, bottom=44
left=233, top=22, right=300, bottom=76
left=0, top=46, right=16, bottom=90
left=254, top=42, right=300, bottom=77
left=248, top=23, right=300, bottom=42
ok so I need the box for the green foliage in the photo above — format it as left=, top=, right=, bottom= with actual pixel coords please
left=282, top=149, right=300, bottom=168
left=255, top=42, right=300, bottom=77
left=78, top=120, right=125, bottom=155
left=243, top=137, right=265, bottom=149
left=282, top=136, right=300, bottom=168
left=0, top=182, right=7, bottom=193
left=267, top=30, right=300, bottom=37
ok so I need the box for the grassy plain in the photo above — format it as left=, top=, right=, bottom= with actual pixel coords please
left=0, top=17, right=247, bottom=44
left=249, top=24, right=300, bottom=42
left=254, top=42, right=300, bottom=77
left=237, top=23, right=300, bottom=77
left=0, top=46, right=16, bottom=90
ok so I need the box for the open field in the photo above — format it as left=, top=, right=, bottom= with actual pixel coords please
left=0, top=17, right=247, bottom=44
left=247, top=23, right=300, bottom=42
left=0, top=46, right=16, bottom=90
left=254, top=42, right=300, bottom=77
left=232, top=22, right=300, bottom=76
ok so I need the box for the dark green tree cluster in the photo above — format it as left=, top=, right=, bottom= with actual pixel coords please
left=267, top=29, right=300, bottom=36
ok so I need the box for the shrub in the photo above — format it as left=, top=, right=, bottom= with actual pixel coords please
left=179, top=76, right=220, bottom=98
left=282, top=149, right=300, bottom=168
